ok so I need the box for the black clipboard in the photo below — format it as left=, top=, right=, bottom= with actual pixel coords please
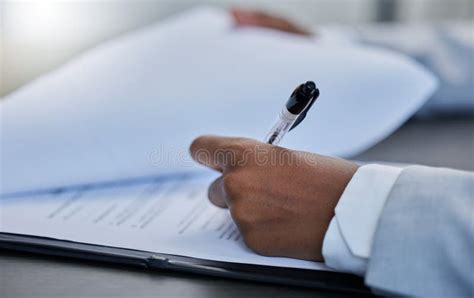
left=0, top=233, right=370, bottom=294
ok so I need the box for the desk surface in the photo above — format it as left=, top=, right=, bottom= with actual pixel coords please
left=1, top=118, right=473, bottom=298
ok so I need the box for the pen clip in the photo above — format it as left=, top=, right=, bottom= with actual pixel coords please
left=289, top=89, right=319, bottom=131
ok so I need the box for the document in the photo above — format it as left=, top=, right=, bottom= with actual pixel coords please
left=0, top=7, right=437, bottom=196
left=0, top=173, right=329, bottom=270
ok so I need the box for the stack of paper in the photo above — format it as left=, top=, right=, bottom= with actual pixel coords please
left=1, top=7, right=436, bottom=196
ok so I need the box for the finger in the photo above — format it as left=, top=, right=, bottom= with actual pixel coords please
left=231, top=8, right=311, bottom=36
left=208, top=176, right=229, bottom=208
left=190, top=135, right=227, bottom=171
left=189, top=135, right=244, bottom=172
left=231, top=9, right=273, bottom=27
left=254, top=15, right=310, bottom=36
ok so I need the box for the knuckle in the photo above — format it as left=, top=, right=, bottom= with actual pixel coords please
left=228, top=142, right=246, bottom=159
left=222, top=173, right=240, bottom=195
left=241, top=231, right=272, bottom=256
left=230, top=202, right=249, bottom=224
left=228, top=138, right=254, bottom=157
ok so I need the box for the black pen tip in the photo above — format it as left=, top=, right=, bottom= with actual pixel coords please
left=302, top=81, right=316, bottom=95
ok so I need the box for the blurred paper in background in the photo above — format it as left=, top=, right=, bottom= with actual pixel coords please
left=1, top=0, right=472, bottom=97
left=0, top=8, right=436, bottom=195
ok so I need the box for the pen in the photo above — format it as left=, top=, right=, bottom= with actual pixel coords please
left=265, top=81, right=320, bottom=145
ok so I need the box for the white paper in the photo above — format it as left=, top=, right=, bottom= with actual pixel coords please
left=0, top=173, right=330, bottom=270
left=0, top=7, right=437, bottom=195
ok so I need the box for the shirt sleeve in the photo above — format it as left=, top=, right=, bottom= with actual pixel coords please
left=322, top=164, right=403, bottom=275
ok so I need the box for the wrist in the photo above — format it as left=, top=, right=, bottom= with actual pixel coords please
left=322, top=164, right=403, bottom=273
left=308, top=156, right=359, bottom=261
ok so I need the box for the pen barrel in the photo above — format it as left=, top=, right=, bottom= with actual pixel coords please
left=265, top=108, right=299, bottom=145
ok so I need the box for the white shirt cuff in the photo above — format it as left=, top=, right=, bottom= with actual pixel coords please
left=322, top=164, right=403, bottom=275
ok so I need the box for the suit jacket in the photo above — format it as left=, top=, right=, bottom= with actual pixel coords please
left=365, top=166, right=474, bottom=296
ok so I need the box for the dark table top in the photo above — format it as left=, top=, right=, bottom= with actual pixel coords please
left=1, top=118, right=473, bottom=298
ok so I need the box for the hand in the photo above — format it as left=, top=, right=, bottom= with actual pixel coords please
left=231, top=8, right=312, bottom=37
left=190, top=136, right=358, bottom=261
